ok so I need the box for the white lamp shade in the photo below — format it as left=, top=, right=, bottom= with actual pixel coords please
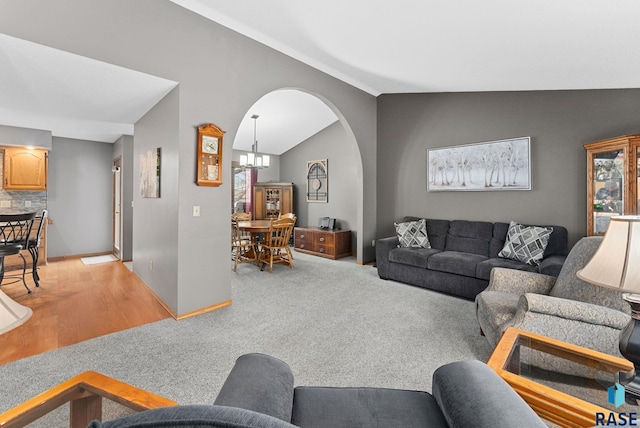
left=247, top=152, right=255, bottom=166
left=262, top=155, right=270, bottom=168
left=240, top=154, right=247, bottom=166
left=255, top=156, right=262, bottom=168
left=577, top=216, right=640, bottom=292
left=0, top=289, right=32, bottom=335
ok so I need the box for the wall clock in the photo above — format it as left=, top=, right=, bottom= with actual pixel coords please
left=196, top=123, right=225, bottom=187
left=306, top=159, right=328, bottom=203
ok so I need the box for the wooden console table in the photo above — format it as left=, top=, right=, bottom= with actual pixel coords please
left=294, top=227, right=351, bottom=260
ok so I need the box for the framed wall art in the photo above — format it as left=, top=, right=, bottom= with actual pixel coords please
left=196, top=123, right=225, bottom=187
left=306, top=159, right=328, bottom=202
left=140, top=147, right=161, bottom=198
left=427, top=136, right=531, bottom=192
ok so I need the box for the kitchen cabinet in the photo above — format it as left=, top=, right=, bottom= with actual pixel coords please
left=3, top=147, right=48, bottom=191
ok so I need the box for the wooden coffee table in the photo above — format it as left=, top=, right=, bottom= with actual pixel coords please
left=487, top=327, right=637, bottom=427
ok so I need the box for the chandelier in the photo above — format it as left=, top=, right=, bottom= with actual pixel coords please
left=240, top=114, right=270, bottom=168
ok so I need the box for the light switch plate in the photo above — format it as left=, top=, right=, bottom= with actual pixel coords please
left=193, top=206, right=201, bottom=217
left=0, top=201, right=10, bottom=208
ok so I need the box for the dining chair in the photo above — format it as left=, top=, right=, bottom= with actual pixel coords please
left=258, top=217, right=296, bottom=273
left=278, top=213, right=296, bottom=246
left=231, top=212, right=257, bottom=272
left=0, top=212, right=37, bottom=293
left=27, top=210, right=48, bottom=287
left=278, top=213, right=296, bottom=220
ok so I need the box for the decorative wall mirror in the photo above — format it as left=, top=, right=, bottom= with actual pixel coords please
left=196, top=123, right=225, bottom=187
left=306, top=159, right=328, bottom=203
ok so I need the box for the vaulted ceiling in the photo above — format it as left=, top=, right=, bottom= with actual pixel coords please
left=2, top=1, right=640, bottom=147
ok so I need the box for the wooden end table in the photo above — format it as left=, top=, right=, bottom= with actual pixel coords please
left=487, top=327, right=637, bottom=427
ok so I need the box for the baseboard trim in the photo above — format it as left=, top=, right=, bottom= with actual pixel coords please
left=48, top=251, right=113, bottom=262
left=176, top=300, right=233, bottom=320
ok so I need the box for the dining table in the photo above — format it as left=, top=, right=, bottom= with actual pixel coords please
left=236, top=219, right=272, bottom=233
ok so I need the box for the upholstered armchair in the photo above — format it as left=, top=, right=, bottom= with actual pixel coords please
left=476, top=236, right=631, bottom=359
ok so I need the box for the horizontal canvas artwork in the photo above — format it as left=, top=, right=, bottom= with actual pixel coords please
left=427, top=137, right=531, bottom=192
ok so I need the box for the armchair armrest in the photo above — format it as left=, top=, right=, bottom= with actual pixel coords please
left=375, top=236, right=399, bottom=279
left=214, top=353, right=294, bottom=423
left=516, top=293, right=630, bottom=330
left=486, top=268, right=556, bottom=295
left=432, top=360, right=546, bottom=428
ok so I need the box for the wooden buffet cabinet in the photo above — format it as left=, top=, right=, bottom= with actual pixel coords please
left=294, top=227, right=352, bottom=260
left=3, top=147, right=48, bottom=191
left=584, top=134, right=640, bottom=236
left=253, top=182, right=293, bottom=220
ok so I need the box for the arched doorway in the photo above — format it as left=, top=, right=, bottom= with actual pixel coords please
left=231, top=88, right=363, bottom=260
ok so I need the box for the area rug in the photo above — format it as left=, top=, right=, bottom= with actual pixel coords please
left=80, top=254, right=118, bottom=265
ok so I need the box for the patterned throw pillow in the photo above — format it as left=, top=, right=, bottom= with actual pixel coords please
left=394, top=219, right=431, bottom=248
left=498, top=221, right=553, bottom=266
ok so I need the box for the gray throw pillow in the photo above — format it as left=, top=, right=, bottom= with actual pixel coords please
left=394, top=219, right=431, bottom=248
left=498, top=221, right=553, bottom=266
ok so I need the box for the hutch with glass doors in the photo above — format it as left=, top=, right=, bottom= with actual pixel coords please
left=584, top=134, right=640, bottom=236
left=253, top=182, right=293, bottom=220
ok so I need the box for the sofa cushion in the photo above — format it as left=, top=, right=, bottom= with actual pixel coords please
left=292, top=387, right=447, bottom=428
left=395, top=218, right=430, bottom=248
left=425, top=219, right=450, bottom=250
left=498, top=221, right=553, bottom=266
left=476, top=258, right=537, bottom=281
left=444, top=221, right=493, bottom=256
left=389, top=247, right=441, bottom=268
left=428, top=251, right=488, bottom=277
left=493, top=222, right=568, bottom=258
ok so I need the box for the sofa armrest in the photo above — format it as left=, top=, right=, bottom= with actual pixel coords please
left=213, top=353, right=294, bottom=423
left=517, top=293, right=630, bottom=330
left=432, top=360, right=546, bottom=428
left=486, top=267, right=556, bottom=295
left=375, top=236, right=399, bottom=279
left=538, top=254, right=566, bottom=277
left=92, top=405, right=297, bottom=428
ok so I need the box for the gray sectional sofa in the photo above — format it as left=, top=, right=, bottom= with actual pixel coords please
left=92, top=353, right=546, bottom=427
left=376, top=217, right=569, bottom=300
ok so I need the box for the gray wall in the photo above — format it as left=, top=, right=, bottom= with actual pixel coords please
left=377, top=89, right=640, bottom=247
left=47, top=137, right=113, bottom=257
left=280, top=122, right=358, bottom=253
left=2, top=0, right=377, bottom=315
left=113, top=135, right=134, bottom=261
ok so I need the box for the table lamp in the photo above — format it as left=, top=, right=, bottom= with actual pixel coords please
left=0, top=289, right=32, bottom=335
left=577, top=215, right=640, bottom=396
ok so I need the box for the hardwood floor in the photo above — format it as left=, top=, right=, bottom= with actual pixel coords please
left=0, top=257, right=172, bottom=365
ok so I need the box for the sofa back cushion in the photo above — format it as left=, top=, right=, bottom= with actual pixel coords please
left=491, top=222, right=568, bottom=258
left=425, top=219, right=450, bottom=250
left=444, top=220, right=493, bottom=256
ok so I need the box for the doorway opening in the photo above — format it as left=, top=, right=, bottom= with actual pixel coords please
left=112, top=157, right=122, bottom=260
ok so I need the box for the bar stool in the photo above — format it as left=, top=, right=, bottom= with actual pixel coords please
left=0, top=212, right=37, bottom=293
